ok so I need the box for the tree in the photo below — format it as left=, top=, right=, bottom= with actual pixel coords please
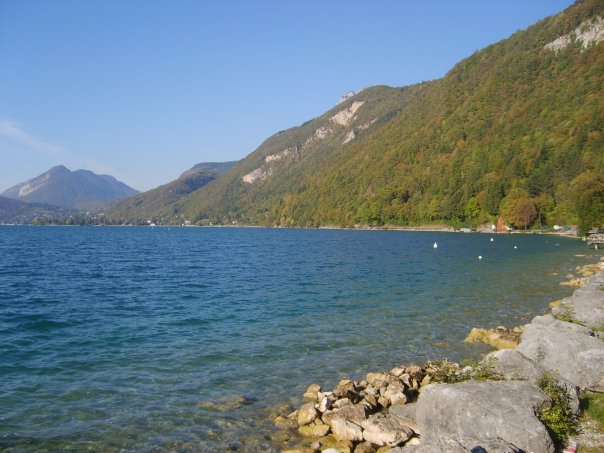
left=501, top=188, right=538, bottom=229
left=573, top=173, right=604, bottom=235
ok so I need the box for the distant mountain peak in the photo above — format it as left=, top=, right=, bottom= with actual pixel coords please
left=1, top=166, right=139, bottom=209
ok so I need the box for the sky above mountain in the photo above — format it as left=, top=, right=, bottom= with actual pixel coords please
left=0, top=0, right=575, bottom=191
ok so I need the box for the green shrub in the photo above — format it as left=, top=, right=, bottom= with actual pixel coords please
left=536, top=373, right=580, bottom=447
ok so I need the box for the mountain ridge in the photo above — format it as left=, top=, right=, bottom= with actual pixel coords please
left=108, top=161, right=236, bottom=223
left=2, top=165, right=139, bottom=209
left=126, top=0, right=602, bottom=234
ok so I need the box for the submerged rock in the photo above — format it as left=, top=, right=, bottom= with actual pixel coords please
left=298, top=422, right=330, bottom=438
left=197, top=394, right=253, bottom=412
left=464, top=326, right=521, bottom=349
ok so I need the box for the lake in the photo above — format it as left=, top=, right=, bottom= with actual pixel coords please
left=0, top=226, right=597, bottom=452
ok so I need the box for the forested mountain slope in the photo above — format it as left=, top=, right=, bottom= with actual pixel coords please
left=134, top=0, right=604, bottom=233
left=108, top=161, right=235, bottom=223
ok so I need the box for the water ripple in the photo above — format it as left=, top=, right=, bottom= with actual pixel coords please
left=0, top=226, right=598, bottom=451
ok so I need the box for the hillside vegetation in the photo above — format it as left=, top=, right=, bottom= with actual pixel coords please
left=114, top=0, right=604, bottom=233
left=109, top=162, right=235, bottom=223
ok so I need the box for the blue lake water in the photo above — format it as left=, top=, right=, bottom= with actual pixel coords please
left=0, top=226, right=599, bottom=452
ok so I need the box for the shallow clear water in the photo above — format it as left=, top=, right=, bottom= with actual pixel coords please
left=0, top=226, right=599, bottom=452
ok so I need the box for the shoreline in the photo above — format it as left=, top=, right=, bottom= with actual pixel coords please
left=0, top=222, right=585, bottom=240
left=272, top=259, right=604, bottom=453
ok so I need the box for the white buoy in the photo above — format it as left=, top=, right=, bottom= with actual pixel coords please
left=478, top=255, right=483, bottom=260
left=490, top=237, right=494, bottom=242
left=433, top=242, right=438, bottom=249
left=514, top=245, right=518, bottom=249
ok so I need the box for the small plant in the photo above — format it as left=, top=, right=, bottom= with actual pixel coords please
left=429, top=358, right=504, bottom=383
left=427, top=359, right=461, bottom=383
left=536, top=373, right=580, bottom=447
left=554, top=304, right=579, bottom=324
left=471, top=358, right=505, bottom=382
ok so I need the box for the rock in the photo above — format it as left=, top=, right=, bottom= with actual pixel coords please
left=517, top=315, right=604, bottom=391
left=402, top=437, right=524, bottom=453
left=419, top=375, right=431, bottom=388
left=337, top=379, right=353, bottom=388
left=333, top=381, right=362, bottom=403
left=387, top=403, right=420, bottom=434
left=405, top=365, right=424, bottom=381
left=354, top=441, right=377, bottom=453
left=270, top=429, right=292, bottom=443
left=331, top=416, right=364, bottom=442
left=390, top=366, right=405, bottom=377
left=367, top=372, right=392, bottom=388
left=318, top=396, right=333, bottom=412
left=486, top=349, right=581, bottom=415
left=196, top=394, right=253, bottom=412
left=268, top=402, right=295, bottom=421
left=362, top=394, right=378, bottom=409
left=323, top=449, right=345, bottom=453
left=298, top=402, right=318, bottom=426
left=552, top=279, right=604, bottom=329
left=413, top=381, right=554, bottom=453
left=287, top=409, right=299, bottom=420
left=282, top=449, right=316, bottom=453
left=298, top=423, right=330, bottom=438
left=315, top=434, right=354, bottom=452
left=464, top=326, right=519, bottom=349
left=304, top=383, right=322, bottom=402
left=333, top=404, right=368, bottom=425
left=274, top=415, right=298, bottom=430
left=377, top=396, right=390, bottom=408
left=383, top=381, right=407, bottom=406
left=333, top=398, right=352, bottom=409
left=399, top=374, right=412, bottom=389
left=361, top=413, right=414, bottom=446
left=486, top=348, right=543, bottom=382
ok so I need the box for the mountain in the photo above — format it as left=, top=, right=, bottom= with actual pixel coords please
left=108, top=161, right=236, bottom=223
left=1, top=165, right=139, bottom=209
left=133, top=85, right=422, bottom=225
left=113, top=0, right=604, bottom=233
left=0, top=195, right=75, bottom=224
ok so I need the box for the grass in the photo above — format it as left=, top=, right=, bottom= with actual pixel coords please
left=536, top=373, right=580, bottom=448
left=581, top=392, right=604, bottom=429
left=578, top=392, right=604, bottom=453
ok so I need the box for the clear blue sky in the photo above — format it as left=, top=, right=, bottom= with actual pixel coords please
left=0, top=0, right=575, bottom=192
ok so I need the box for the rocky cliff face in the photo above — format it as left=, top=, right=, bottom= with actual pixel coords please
left=545, top=16, right=604, bottom=51
left=242, top=100, right=367, bottom=185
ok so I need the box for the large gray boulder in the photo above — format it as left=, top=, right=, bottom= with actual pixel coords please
left=517, top=315, right=604, bottom=391
left=403, top=437, right=524, bottom=453
left=553, top=274, right=604, bottom=329
left=407, top=380, right=554, bottom=453
left=485, top=349, right=581, bottom=415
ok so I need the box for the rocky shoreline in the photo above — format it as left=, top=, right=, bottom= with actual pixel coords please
left=271, top=260, right=604, bottom=453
